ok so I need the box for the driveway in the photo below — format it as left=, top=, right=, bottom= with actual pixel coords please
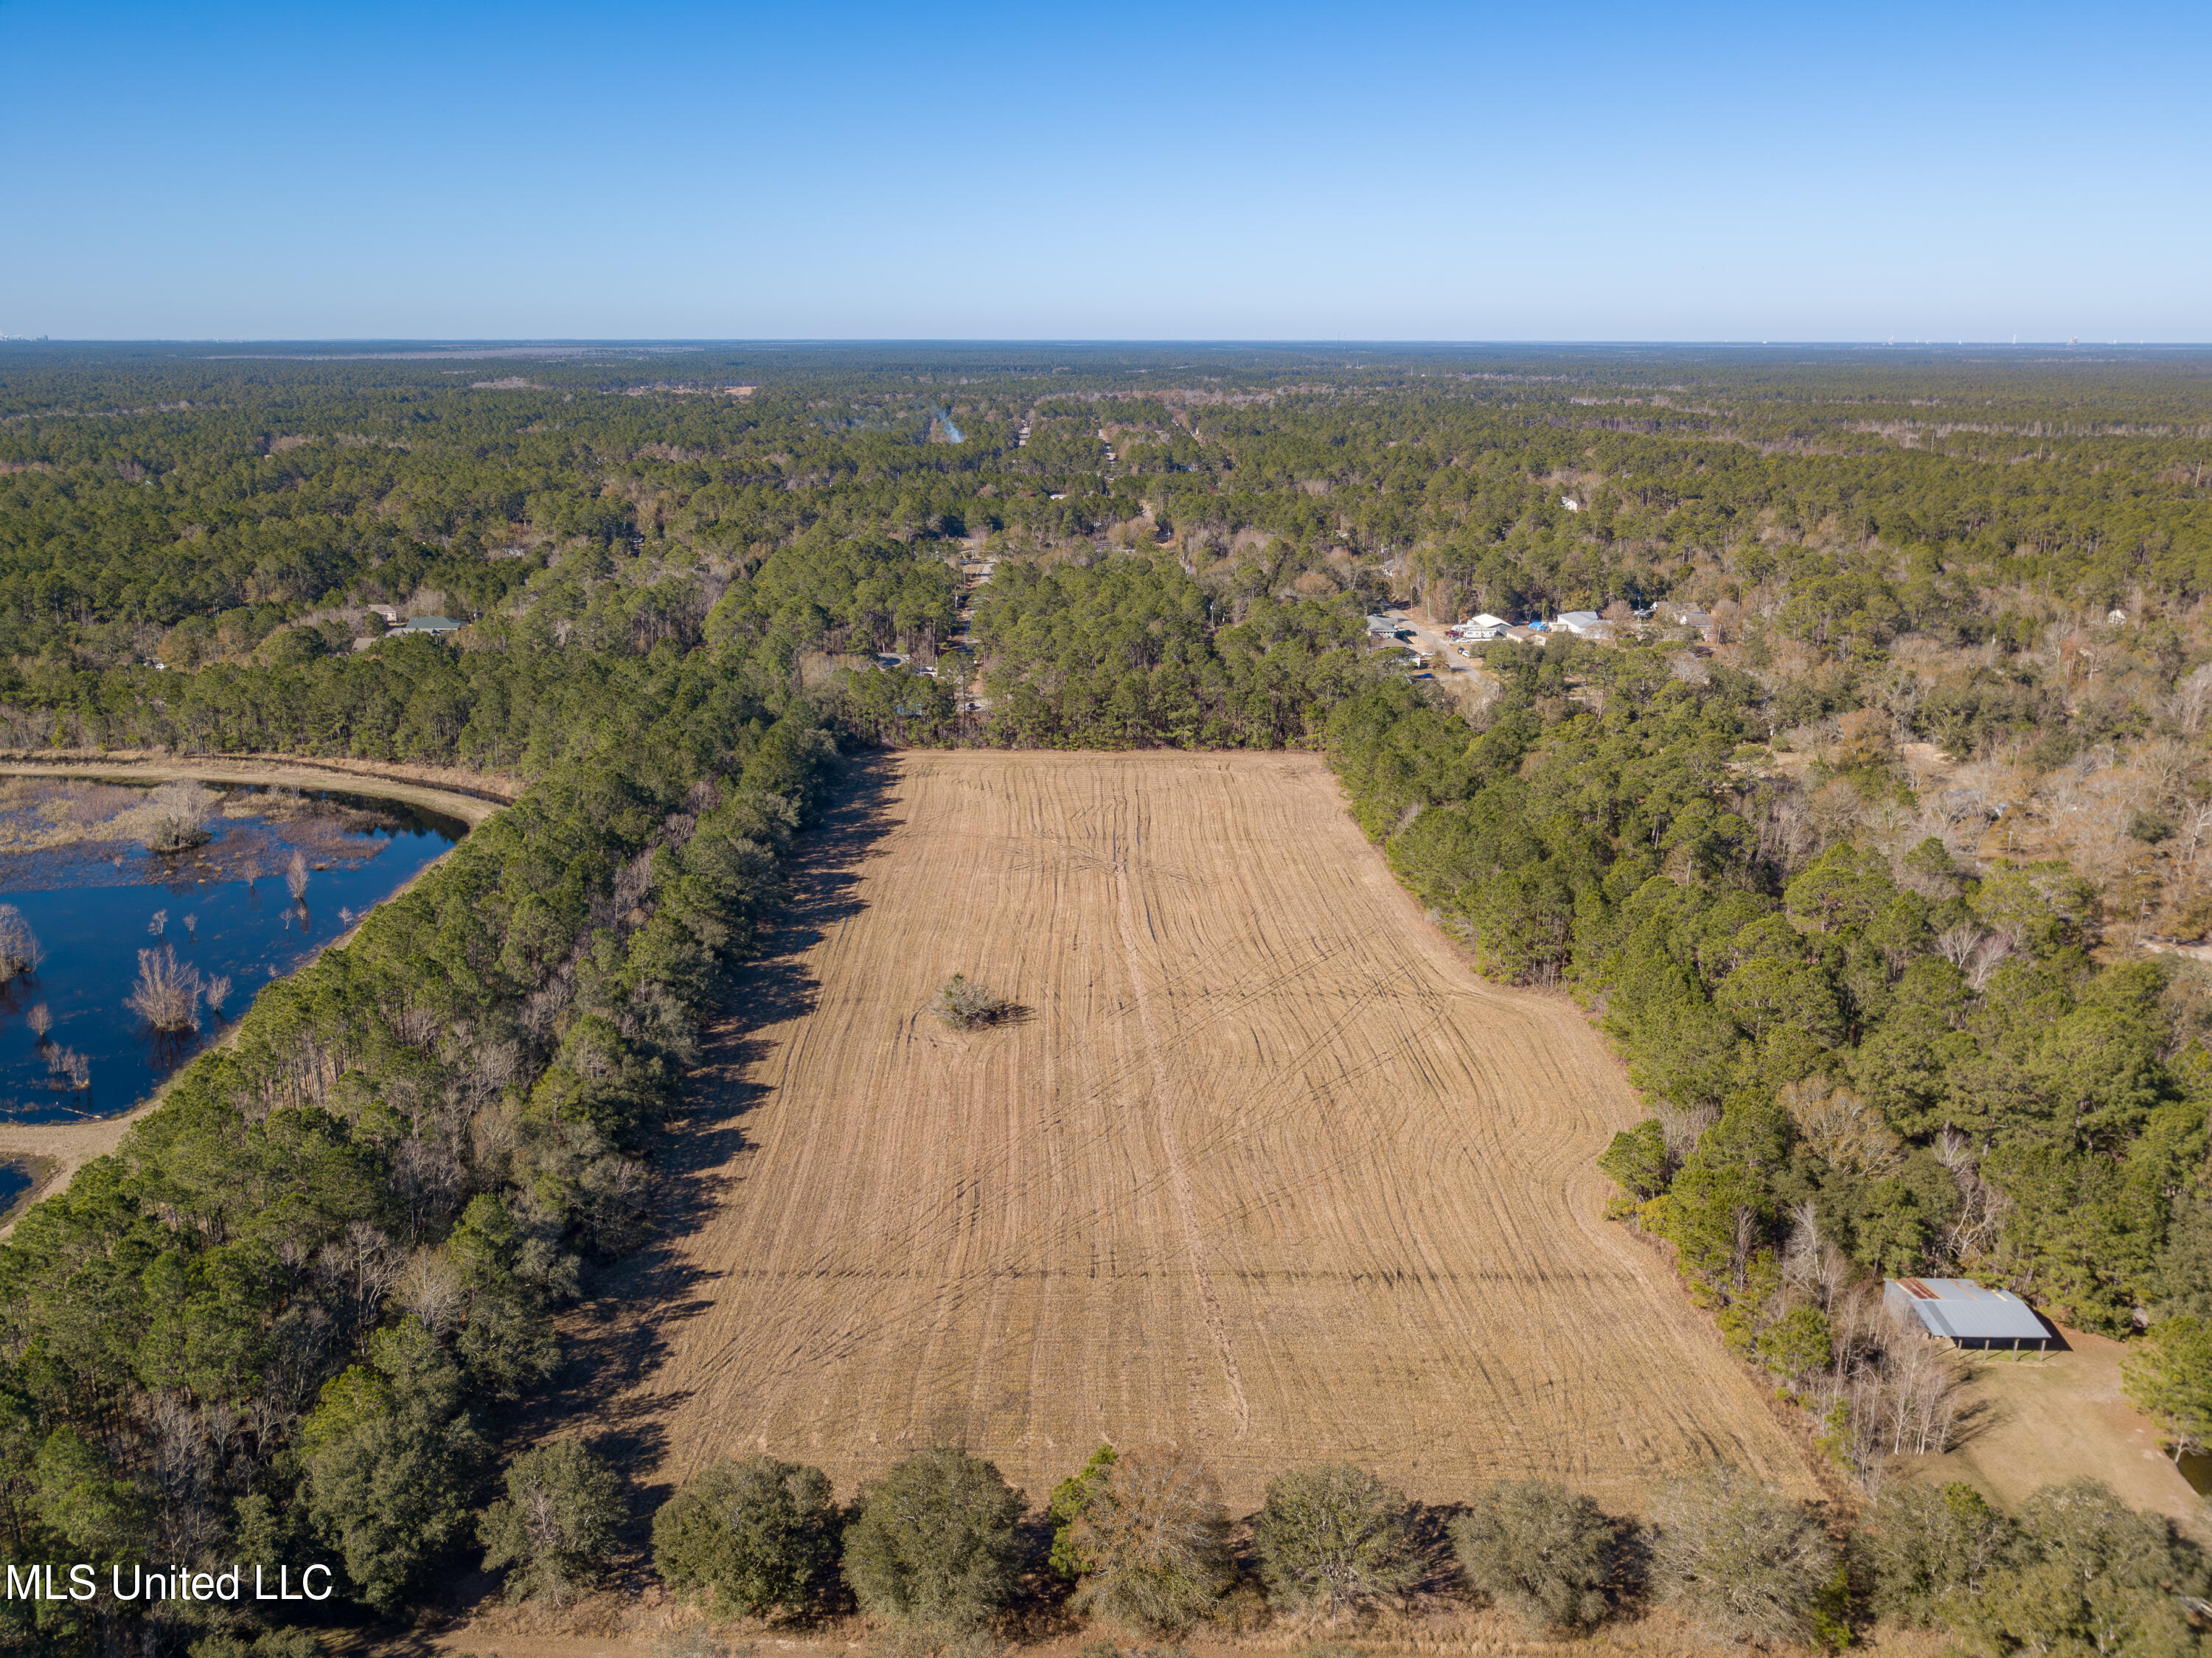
left=1384, top=606, right=1483, bottom=673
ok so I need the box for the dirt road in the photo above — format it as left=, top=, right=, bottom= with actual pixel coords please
left=601, top=751, right=1813, bottom=1512
left=0, top=753, right=514, bottom=824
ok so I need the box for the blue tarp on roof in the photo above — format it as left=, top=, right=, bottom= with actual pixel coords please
left=1887, top=1277, right=2048, bottom=1341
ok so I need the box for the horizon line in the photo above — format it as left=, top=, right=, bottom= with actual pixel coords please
left=3, top=337, right=2209, bottom=350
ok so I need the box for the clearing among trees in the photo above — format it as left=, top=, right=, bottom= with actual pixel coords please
left=628, top=752, right=1814, bottom=1510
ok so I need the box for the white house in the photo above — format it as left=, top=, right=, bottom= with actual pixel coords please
left=1453, top=613, right=1512, bottom=640
left=1365, top=614, right=1404, bottom=637
left=1561, top=496, right=1581, bottom=511
left=1552, top=611, right=1604, bottom=637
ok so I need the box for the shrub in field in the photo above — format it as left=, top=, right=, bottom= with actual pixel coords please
left=843, top=1446, right=1022, bottom=1628
left=1449, top=1479, right=1615, bottom=1633
left=1251, top=1463, right=1421, bottom=1621
left=1854, top=1480, right=2015, bottom=1628
left=1646, top=1464, right=1838, bottom=1644
left=931, top=974, right=1008, bottom=1030
left=654, top=1455, right=841, bottom=1621
left=1067, top=1444, right=1234, bottom=1634
left=479, top=1438, right=625, bottom=1606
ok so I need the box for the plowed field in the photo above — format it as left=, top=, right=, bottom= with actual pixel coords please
left=627, top=752, right=1812, bottom=1510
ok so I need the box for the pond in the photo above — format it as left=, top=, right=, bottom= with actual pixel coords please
left=0, top=775, right=466, bottom=1123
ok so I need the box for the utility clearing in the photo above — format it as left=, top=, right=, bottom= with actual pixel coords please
left=627, top=752, right=1812, bottom=1510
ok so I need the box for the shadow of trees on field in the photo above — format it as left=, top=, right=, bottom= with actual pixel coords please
left=520, top=750, right=905, bottom=1541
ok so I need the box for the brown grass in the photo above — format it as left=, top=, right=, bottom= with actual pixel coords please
left=616, top=752, right=1815, bottom=1514
left=1902, top=1324, right=2209, bottom=1544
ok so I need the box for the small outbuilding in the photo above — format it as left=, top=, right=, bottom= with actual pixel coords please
left=1883, top=1277, right=2051, bottom=1350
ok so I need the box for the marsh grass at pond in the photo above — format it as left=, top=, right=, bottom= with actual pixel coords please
left=0, top=776, right=464, bottom=1120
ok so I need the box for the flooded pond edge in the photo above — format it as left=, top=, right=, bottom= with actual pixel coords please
left=0, top=761, right=509, bottom=1237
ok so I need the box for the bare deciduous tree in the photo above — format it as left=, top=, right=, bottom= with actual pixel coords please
left=0, top=906, right=44, bottom=982
left=1648, top=1464, right=1837, bottom=1642
left=127, top=780, right=215, bottom=853
left=1068, top=1443, right=1236, bottom=1634
left=396, top=1247, right=465, bottom=1334
left=125, top=944, right=203, bottom=1032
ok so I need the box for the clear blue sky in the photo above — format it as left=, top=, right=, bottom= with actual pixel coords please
left=3, top=0, right=2205, bottom=341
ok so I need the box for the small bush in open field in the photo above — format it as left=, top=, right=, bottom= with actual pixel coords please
left=653, top=1454, right=841, bottom=1621
left=930, top=974, right=1008, bottom=1030
left=843, top=1446, right=1022, bottom=1628
left=1252, top=1463, right=1422, bottom=1622
left=1068, top=1444, right=1234, bottom=1635
left=1449, top=1478, right=1617, bottom=1634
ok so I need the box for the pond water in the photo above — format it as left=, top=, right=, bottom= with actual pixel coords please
left=0, top=1162, right=29, bottom=1213
left=0, top=778, right=465, bottom=1123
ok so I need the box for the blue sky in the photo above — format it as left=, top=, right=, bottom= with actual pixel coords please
left=3, top=0, right=2205, bottom=340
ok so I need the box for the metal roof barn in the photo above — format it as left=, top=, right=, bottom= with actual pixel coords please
left=1884, top=1277, right=2051, bottom=1348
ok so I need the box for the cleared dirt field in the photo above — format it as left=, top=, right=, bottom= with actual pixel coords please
left=616, top=751, right=1814, bottom=1511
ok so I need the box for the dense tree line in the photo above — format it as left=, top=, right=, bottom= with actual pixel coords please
left=1324, top=638, right=2212, bottom=1483
left=642, top=1438, right=2203, bottom=1654
left=0, top=643, right=834, bottom=1651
